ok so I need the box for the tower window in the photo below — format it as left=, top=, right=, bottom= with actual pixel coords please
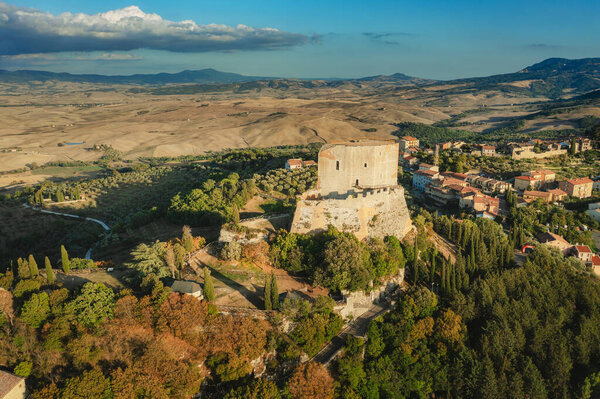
left=364, top=162, right=367, bottom=168
left=336, top=161, right=339, bottom=170
left=356, top=179, right=359, bottom=186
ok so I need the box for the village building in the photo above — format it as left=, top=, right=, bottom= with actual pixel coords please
left=523, top=190, right=553, bottom=203
left=285, top=159, right=317, bottom=170
left=537, top=232, right=571, bottom=253
left=573, top=138, right=592, bottom=153
left=559, top=177, right=594, bottom=198
left=0, top=370, right=26, bottom=399
left=413, top=169, right=439, bottom=191
left=524, top=170, right=556, bottom=185
left=514, top=169, right=556, bottom=191
left=170, top=281, right=204, bottom=299
left=398, top=136, right=419, bottom=152
left=572, top=245, right=594, bottom=264
left=472, top=144, right=496, bottom=156
left=514, top=175, right=540, bottom=191
left=460, top=193, right=499, bottom=216
left=465, top=175, right=511, bottom=193
left=547, top=188, right=568, bottom=202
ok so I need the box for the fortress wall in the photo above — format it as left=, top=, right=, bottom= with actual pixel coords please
left=512, top=149, right=567, bottom=160
left=291, top=186, right=412, bottom=241
left=318, top=142, right=398, bottom=196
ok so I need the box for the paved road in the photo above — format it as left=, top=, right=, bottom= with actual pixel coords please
left=24, top=203, right=111, bottom=259
left=312, top=303, right=389, bottom=365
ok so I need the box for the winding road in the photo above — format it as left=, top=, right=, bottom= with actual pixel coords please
left=312, top=303, right=389, bottom=365
left=23, top=203, right=111, bottom=259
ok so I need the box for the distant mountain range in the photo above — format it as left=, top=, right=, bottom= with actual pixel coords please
left=0, top=68, right=272, bottom=85
left=1, top=57, right=599, bottom=98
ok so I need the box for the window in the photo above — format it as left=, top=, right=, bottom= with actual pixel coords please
left=356, top=179, right=359, bottom=186
left=364, top=162, right=367, bottom=168
left=336, top=161, right=339, bottom=170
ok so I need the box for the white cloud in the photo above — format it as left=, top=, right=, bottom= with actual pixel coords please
left=0, top=2, right=311, bottom=55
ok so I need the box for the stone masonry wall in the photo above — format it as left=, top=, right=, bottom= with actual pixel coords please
left=291, top=186, right=412, bottom=241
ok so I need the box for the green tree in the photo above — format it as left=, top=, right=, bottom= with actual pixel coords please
left=67, top=283, right=115, bottom=328
left=17, top=257, right=30, bottom=279
left=56, top=189, right=65, bottom=202
left=264, top=273, right=272, bottom=310
left=20, top=292, right=50, bottom=328
left=28, top=254, right=39, bottom=278
left=315, top=234, right=370, bottom=292
left=127, top=241, right=168, bottom=277
left=61, top=245, right=70, bottom=273
left=182, top=225, right=194, bottom=252
left=62, top=369, right=112, bottom=399
left=270, top=271, right=279, bottom=310
left=13, top=361, right=32, bottom=378
left=45, top=256, right=55, bottom=284
left=204, top=268, right=215, bottom=302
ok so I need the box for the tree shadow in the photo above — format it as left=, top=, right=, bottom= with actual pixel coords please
left=205, top=265, right=264, bottom=309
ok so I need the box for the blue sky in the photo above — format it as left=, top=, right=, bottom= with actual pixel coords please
left=1, top=0, right=599, bottom=79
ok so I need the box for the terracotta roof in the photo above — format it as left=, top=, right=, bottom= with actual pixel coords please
left=302, top=160, right=317, bottom=166
left=515, top=175, right=536, bottom=181
left=402, top=136, right=418, bottom=141
left=474, top=195, right=499, bottom=205
left=286, top=159, right=302, bottom=166
left=548, top=188, right=567, bottom=195
left=414, top=169, right=438, bottom=177
left=576, top=245, right=593, bottom=253
left=567, top=177, right=593, bottom=185
left=537, top=232, right=570, bottom=246
left=481, top=145, right=495, bottom=150
left=524, top=190, right=552, bottom=199
left=592, top=255, right=600, bottom=266
left=441, top=171, right=467, bottom=180
left=0, top=370, right=24, bottom=398
left=441, top=178, right=466, bottom=187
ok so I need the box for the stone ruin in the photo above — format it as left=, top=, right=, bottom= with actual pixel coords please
left=291, top=139, right=412, bottom=241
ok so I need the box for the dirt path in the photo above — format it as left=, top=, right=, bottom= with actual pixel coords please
left=427, top=227, right=458, bottom=263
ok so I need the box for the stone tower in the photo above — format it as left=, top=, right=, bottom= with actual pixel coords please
left=291, top=139, right=412, bottom=241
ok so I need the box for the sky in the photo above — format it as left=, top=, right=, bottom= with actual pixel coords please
left=0, top=0, right=599, bottom=80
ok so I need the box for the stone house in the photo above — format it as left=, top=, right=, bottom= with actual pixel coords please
left=537, top=232, right=571, bottom=254
left=170, top=281, right=203, bottom=299
left=0, top=371, right=26, bottom=399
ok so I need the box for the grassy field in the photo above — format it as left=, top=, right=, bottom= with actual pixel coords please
left=31, top=165, right=103, bottom=178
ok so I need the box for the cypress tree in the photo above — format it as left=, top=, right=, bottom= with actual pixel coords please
left=182, top=226, right=194, bottom=252
left=61, top=245, right=70, bottom=273
left=430, top=254, right=436, bottom=285
left=441, top=261, right=447, bottom=295
left=264, top=274, right=272, bottom=310
left=270, top=271, right=279, bottom=310
left=28, top=254, right=39, bottom=278
left=451, top=263, right=457, bottom=294
left=45, top=256, right=55, bottom=284
left=519, top=228, right=525, bottom=248
left=203, top=268, right=214, bottom=302
left=233, top=205, right=240, bottom=224
left=445, top=261, right=452, bottom=295
left=56, top=189, right=65, bottom=202
left=413, top=261, right=420, bottom=285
